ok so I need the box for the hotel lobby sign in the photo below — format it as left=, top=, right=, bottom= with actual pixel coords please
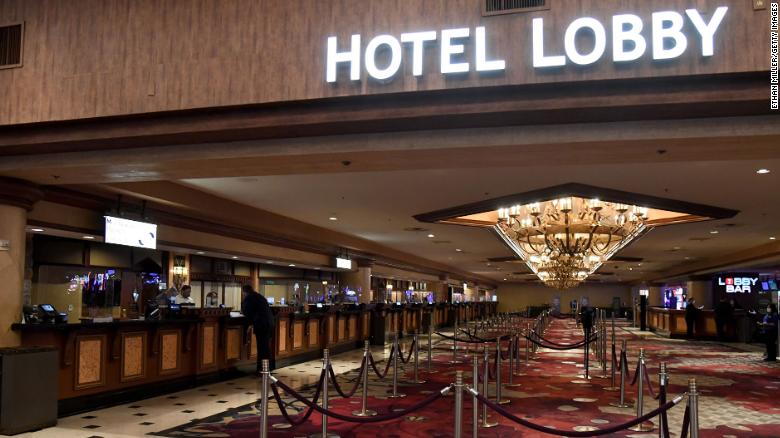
left=326, top=7, right=728, bottom=82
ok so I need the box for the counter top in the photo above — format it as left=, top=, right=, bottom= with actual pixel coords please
left=11, top=318, right=204, bottom=332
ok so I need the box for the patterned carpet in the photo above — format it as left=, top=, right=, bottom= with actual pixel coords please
left=153, top=318, right=780, bottom=437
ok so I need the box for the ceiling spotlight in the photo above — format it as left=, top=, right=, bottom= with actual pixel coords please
left=30, top=228, right=45, bottom=232
left=231, top=256, right=239, bottom=259
left=196, top=251, right=205, bottom=255
left=82, top=235, right=95, bottom=240
left=289, top=264, right=296, bottom=267
left=267, top=260, right=274, bottom=264
left=771, top=237, right=777, bottom=241
left=757, top=168, right=771, bottom=174
left=455, top=248, right=463, bottom=252
left=710, top=230, right=719, bottom=234
left=503, top=278, right=508, bottom=281
left=427, top=234, right=435, bottom=238
left=329, top=217, right=338, bottom=221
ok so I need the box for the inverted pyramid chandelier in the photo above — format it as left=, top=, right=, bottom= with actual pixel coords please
left=413, top=183, right=738, bottom=291
left=495, top=198, right=648, bottom=288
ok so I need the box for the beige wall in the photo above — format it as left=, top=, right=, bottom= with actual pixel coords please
left=497, top=283, right=631, bottom=313
left=0, top=0, right=767, bottom=125
left=0, top=205, right=26, bottom=346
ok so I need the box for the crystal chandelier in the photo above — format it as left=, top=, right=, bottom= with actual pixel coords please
left=495, top=197, right=649, bottom=289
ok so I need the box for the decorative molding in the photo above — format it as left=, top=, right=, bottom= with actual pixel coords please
left=0, top=177, right=43, bottom=210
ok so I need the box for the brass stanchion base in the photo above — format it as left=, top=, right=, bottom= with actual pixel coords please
left=308, top=434, right=341, bottom=438
left=480, top=420, right=499, bottom=428
left=628, top=422, right=655, bottom=432
left=272, top=423, right=293, bottom=429
left=497, top=398, right=511, bottom=405
left=608, top=401, right=633, bottom=408
left=413, top=379, right=427, bottom=384
left=387, top=393, right=407, bottom=398
left=603, top=386, right=620, bottom=391
left=352, top=409, right=378, bottom=417
left=504, top=383, right=523, bottom=388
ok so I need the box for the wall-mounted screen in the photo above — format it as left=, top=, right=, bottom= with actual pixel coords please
left=104, top=216, right=157, bottom=249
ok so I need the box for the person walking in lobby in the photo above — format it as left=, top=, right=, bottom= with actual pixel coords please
left=685, top=297, right=700, bottom=338
left=758, top=304, right=778, bottom=362
left=241, top=284, right=275, bottom=372
left=714, top=297, right=733, bottom=341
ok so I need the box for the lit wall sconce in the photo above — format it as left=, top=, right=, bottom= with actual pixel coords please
left=172, top=255, right=188, bottom=289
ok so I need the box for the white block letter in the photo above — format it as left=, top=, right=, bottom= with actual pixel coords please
left=533, top=18, right=565, bottom=68
left=401, top=31, right=437, bottom=76
left=685, top=7, right=728, bottom=57
left=564, top=17, right=607, bottom=65
left=652, top=11, right=688, bottom=60
left=365, top=35, right=403, bottom=80
left=327, top=35, right=361, bottom=82
left=475, top=26, right=506, bottom=72
left=612, top=14, right=647, bottom=62
left=441, top=28, right=470, bottom=74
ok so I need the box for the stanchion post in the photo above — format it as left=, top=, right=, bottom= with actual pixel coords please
left=427, top=323, right=437, bottom=373
left=472, top=353, right=479, bottom=438
left=352, top=341, right=377, bottom=417
left=454, top=371, right=464, bottom=438
left=413, top=332, right=426, bottom=384
left=689, top=378, right=699, bottom=438
left=480, top=344, right=497, bottom=428
left=449, top=321, right=460, bottom=364
left=495, top=336, right=510, bottom=405
left=628, top=348, right=654, bottom=432
left=609, top=340, right=631, bottom=408
left=524, top=323, right=530, bottom=365
left=658, top=362, right=667, bottom=437
left=259, top=359, right=269, bottom=438
left=309, top=349, right=339, bottom=438
left=388, top=334, right=406, bottom=398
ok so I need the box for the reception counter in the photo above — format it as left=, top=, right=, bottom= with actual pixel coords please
left=648, top=306, right=757, bottom=341
left=13, top=302, right=496, bottom=415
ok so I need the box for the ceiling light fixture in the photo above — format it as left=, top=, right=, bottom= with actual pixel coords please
left=329, top=217, right=338, bottom=221
left=30, top=228, right=45, bottom=232
left=196, top=251, right=205, bottom=255
left=710, top=230, right=719, bottom=234
left=232, top=256, right=239, bottom=259
left=289, top=264, right=296, bottom=267
left=757, top=168, right=771, bottom=174
left=455, top=248, right=463, bottom=252
left=427, top=234, right=435, bottom=238
left=771, top=237, right=777, bottom=241
left=82, top=236, right=95, bottom=240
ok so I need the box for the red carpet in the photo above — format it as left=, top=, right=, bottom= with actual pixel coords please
left=153, top=317, right=780, bottom=437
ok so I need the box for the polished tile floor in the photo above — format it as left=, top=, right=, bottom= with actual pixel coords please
left=2, top=343, right=398, bottom=438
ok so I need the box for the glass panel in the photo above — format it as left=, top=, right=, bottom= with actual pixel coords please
left=224, top=282, right=241, bottom=309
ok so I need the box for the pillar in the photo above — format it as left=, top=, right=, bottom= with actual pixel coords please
left=0, top=178, right=43, bottom=347
left=432, top=274, right=449, bottom=303
left=340, top=259, right=372, bottom=304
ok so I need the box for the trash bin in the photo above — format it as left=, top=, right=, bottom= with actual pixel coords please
left=0, top=346, right=58, bottom=434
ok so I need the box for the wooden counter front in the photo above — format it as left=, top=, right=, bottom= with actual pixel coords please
left=648, top=307, right=717, bottom=339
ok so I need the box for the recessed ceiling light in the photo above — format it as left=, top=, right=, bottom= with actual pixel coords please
left=289, top=264, right=296, bottom=267
left=427, top=234, right=435, bottom=238
left=231, top=256, right=239, bottom=259
left=82, top=235, right=95, bottom=239
left=30, top=228, right=45, bottom=232
left=329, top=217, right=338, bottom=221
left=673, top=246, right=682, bottom=250
left=196, top=251, right=205, bottom=255
left=267, top=260, right=274, bottom=264
left=757, top=168, right=771, bottom=174
left=455, top=248, right=463, bottom=252
left=771, top=237, right=777, bottom=241
left=710, top=230, right=719, bottom=234
left=503, top=278, right=508, bottom=281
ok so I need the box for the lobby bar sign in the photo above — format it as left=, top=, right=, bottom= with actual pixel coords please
left=714, top=274, right=759, bottom=294
left=326, top=7, right=728, bottom=82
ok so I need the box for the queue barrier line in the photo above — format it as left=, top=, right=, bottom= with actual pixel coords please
left=468, top=387, right=684, bottom=437
left=328, top=358, right=366, bottom=399
left=268, top=369, right=325, bottom=427
left=271, top=374, right=451, bottom=424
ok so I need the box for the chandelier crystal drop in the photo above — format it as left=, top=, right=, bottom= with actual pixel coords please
left=496, top=197, right=648, bottom=289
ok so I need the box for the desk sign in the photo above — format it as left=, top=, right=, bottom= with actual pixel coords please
left=714, top=273, right=759, bottom=294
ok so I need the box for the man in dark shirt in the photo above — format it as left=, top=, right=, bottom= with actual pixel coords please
left=241, top=285, right=275, bottom=373
left=714, top=297, right=733, bottom=341
left=685, top=298, right=699, bottom=339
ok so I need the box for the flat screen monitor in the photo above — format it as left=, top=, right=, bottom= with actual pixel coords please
left=104, top=216, right=157, bottom=249
left=267, top=297, right=275, bottom=305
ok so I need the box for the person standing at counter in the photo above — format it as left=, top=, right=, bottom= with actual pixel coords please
left=714, top=297, right=733, bottom=341
left=241, top=285, right=275, bottom=372
left=758, top=304, right=778, bottom=362
left=174, top=285, right=195, bottom=305
left=156, top=287, right=178, bottom=306
left=685, top=298, right=700, bottom=339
